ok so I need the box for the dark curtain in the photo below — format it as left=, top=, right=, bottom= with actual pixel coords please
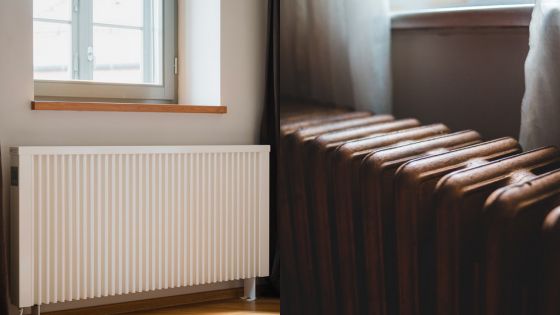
left=0, top=151, right=9, bottom=314
left=260, top=0, right=280, bottom=293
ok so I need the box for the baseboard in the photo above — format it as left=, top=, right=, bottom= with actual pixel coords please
left=43, top=288, right=244, bottom=315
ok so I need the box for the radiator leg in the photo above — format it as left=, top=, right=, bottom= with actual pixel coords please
left=31, top=305, right=40, bottom=315
left=242, top=278, right=257, bottom=301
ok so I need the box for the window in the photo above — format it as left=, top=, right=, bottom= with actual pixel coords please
left=391, top=0, right=534, bottom=11
left=33, top=0, right=176, bottom=101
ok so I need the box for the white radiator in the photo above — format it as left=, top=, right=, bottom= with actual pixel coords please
left=10, top=146, right=270, bottom=309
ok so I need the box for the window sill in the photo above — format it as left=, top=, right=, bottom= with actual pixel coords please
left=31, top=101, right=227, bottom=114
left=391, top=4, right=533, bottom=30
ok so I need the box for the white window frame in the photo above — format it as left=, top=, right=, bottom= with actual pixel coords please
left=34, top=0, right=177, bottom=102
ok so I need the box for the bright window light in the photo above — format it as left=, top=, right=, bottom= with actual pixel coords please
left=33, top=0, right=163, bottom=85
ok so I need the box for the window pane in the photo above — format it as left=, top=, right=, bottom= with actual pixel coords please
left=93, top=0, right=143, bottom=27
left=93, top=26, right=143, bottom=83
left=33, top=0, right=72, bottom=21
left=33, top=21, right=72, bottom=80
left=33, top=0, right=164, bottom=85
left=392, top=0, right=534, bottom=11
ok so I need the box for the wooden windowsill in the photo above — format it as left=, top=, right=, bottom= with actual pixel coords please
left=392, top=4, right=533, bottom=30
left=31, top=101, right=228, bottom=114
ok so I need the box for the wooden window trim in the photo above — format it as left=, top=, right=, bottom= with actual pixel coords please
left=31, top=101, right=227, bottom=114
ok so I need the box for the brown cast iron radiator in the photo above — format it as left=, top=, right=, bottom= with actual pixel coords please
left=279, top=106, right=560, bottom=315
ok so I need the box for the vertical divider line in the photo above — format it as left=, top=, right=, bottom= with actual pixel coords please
left=259, top=152, right=270, bottom=275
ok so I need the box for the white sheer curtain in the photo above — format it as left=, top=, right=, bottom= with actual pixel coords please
left=520, top=1, right=560, bottom=150
left=280, top=0, right=392, bottom=113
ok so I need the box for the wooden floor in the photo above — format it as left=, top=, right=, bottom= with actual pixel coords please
left=122, top=298, right=280, bottom=315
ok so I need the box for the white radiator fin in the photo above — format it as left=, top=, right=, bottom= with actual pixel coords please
left=13, top=147, right=269, bottom=307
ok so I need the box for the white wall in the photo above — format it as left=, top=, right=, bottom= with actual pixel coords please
left=178, top=0, right=222, bottom=105
left=0, top=0, right=267, bottom=313
left=393, top=27, right=529, bottom=140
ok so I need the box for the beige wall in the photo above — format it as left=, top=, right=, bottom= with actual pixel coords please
left=0, top=0, right=267, bottom=313
left=393, top=27, right=529, bottom=140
